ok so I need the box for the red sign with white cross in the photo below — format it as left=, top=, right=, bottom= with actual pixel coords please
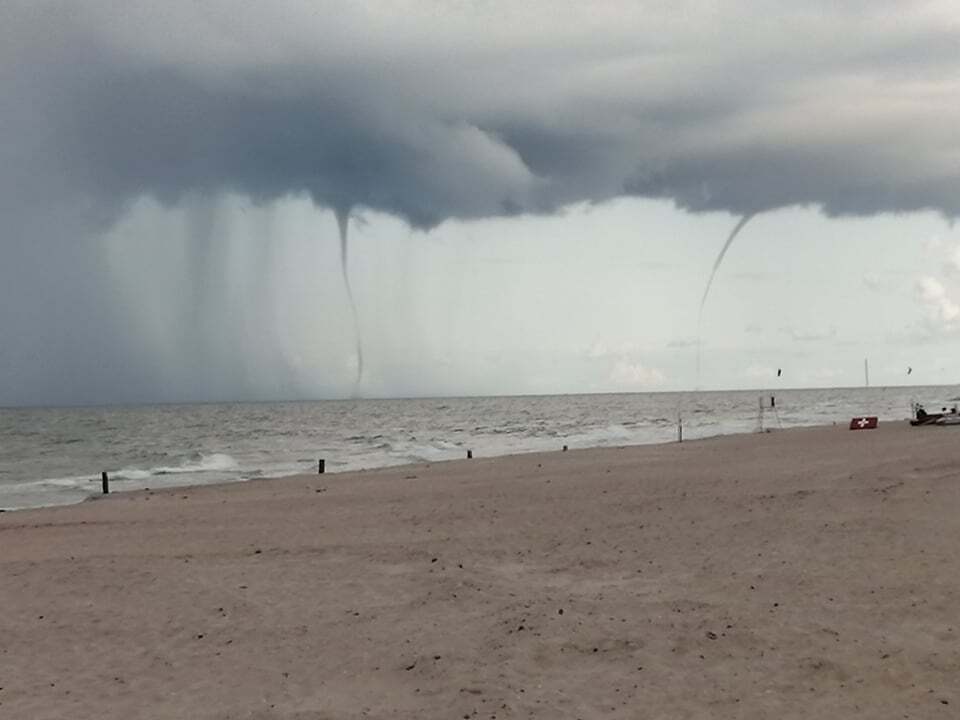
left=849, top=416, right=878, bottom=430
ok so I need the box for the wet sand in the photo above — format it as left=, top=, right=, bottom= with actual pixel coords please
left=1, top=422, right=958, bottom=719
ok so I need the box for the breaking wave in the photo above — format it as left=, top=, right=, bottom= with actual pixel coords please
left=117, top=453, right=239, bottom=479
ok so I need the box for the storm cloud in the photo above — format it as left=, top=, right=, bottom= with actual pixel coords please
left=6, top=1, right=960, bottom=232
left=2, top=1, right=960, bottom=403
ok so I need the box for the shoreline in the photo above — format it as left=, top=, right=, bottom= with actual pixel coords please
left=1, top=384, right=934, bottom=512
left=2, top=421, right=959, bottom=718
left=1, top=421, right=842, bottom=514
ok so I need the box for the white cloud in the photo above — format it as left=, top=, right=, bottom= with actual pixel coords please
left=609, top=360, right=665, bottom=387
left=585, top=341, right=610, bottom=359
left=923, top=234, right=945, bottom=253
left=589, top=340, right=666, bottom=388
left=921, top=233, right=960, bottom=278
left=585, top=341, right=647, bottom=359
left=916, top=276, right=960, bottom=329
left=947, top=243, right=960, bottom=275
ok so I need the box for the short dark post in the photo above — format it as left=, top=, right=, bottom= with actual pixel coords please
left=101, top=471, right=109, bottom=494
left=678, top=415, right=683, bottom=443
left=562, top=444, right=568, bottom=452
left=467, top=449, right=473, bottom=459
left=771, top=395, right=776, bottom=408
left=318, top=458, right=325, bottom=474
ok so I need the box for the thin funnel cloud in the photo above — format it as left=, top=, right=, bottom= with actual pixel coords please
left=335, top=206, right=364, bottom=389
left=696, top=213, right=755, bottom=387
left=699, top=214, right=756, bottom=314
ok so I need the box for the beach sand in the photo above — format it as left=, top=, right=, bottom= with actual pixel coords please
left=1, top=422, right=959, bottom=719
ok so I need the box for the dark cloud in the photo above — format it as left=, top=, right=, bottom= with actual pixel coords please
left=2, top=1, right=960, bottom=403
left=6, top=1, right=959, bottom=236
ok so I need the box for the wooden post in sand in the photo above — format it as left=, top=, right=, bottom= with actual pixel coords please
left=677, top=414, right=683, bottom=443
left=318, top=459, right=325, bottom=474
left=101, top=471, right=109, bottom=494
left=467, top=449, right=473, bottom=459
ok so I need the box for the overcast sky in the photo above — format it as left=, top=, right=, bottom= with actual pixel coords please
left=2, top=1, right=960, bottom=405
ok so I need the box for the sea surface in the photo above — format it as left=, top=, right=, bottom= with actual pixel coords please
left=1, top=386, right=954, bottom=510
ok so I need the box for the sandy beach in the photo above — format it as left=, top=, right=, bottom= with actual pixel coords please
left=1, top=422, right=958, bottom=719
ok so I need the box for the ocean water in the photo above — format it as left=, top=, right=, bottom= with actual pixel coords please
left=0, top=386, right=953, bottom=510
